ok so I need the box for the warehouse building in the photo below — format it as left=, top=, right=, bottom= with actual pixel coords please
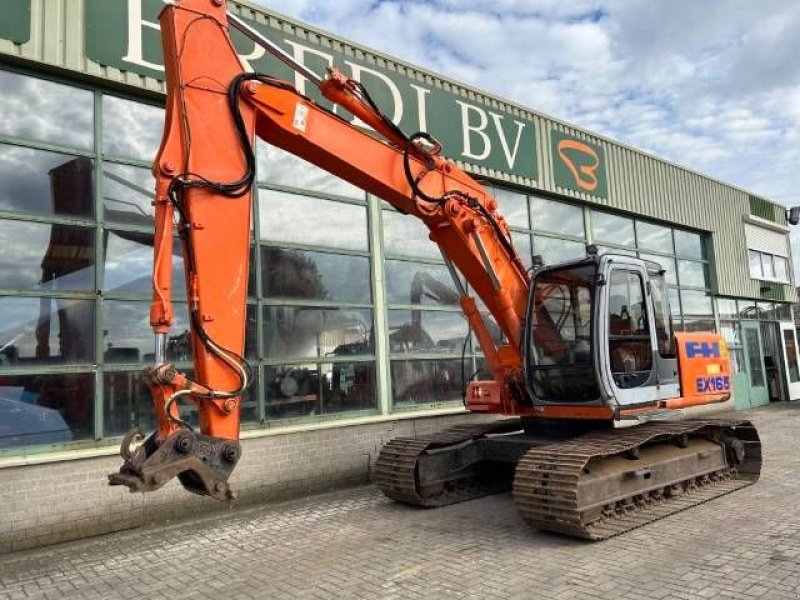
left=0, top=0, right=797, bottom=550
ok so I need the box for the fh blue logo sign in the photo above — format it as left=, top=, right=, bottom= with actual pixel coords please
left=685, top=341, right=720, bottom=359
left=696, top=375, right=730, bottom=394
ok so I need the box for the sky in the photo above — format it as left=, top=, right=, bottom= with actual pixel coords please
left=253, top=0, right=800, bottom=279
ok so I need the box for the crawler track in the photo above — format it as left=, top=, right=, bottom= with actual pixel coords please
left=513, top=419, right=761, bottom=540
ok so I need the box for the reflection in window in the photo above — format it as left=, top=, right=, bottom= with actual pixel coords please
left=0, top=220, right=94, bottom=291
left=639, top=253, right=676, bottom=285
left=511, top=232, right=532, bottom=268
left=390, top=358, right=463, bottom=408
left=263, top=306, right=373, bottom=360
left=682, top=318, right=715, bottom=333
left=103, top=369, right=259, bottom=438
left=259, top=189, right=368, bottom=251
left=103, top=300, right=191, bottom=363
left=382, top=209, right=440, bottom=259
left=256, top=141, right=363, bottom=199
left=0, top=70, right=93, bottom=150
left=384, top=260, right=461, bottom=306
left=489, top=186, right=528, bottom=229
left=636, top=222, right=673, bottom=254
left=608, top=269, right=652, bottom=388
left=103, top=96, right=164, bottom=161
left=774, top=256, right=789, bottom=282
left=0, top=147, right=93, bottom=218
left=103, top=231, right=186, bottom=296
left=716, top=298, right=737, bottom=320
left=592, top=211, right=634, bottom=247
left=265, top=361, right=376, bottom=419
left=678, top=260, right=708, bottom=289
left=668, top=287, right=681, bottom=316
left=531, top=196, right=584, bottom=237
left=783, top=330, right=800, bottom=383
left=0, top=373, right=94, bottom=449
left=388, top=310, right=467, bottom=354
left=262, top=247, right=371, bottom=304
left=680, top=289, right=712, bottom=316
left=533, top=236, right=586, bottom=265
left=674, top=230, right=704, bottom=259
left=0, top=297, right=94, bottom=365
left=744, top=328, right=764, bottom=387
left=103, top=163, right=155, bottom=227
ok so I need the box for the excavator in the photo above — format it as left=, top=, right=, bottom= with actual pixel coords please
left=109, top=0, right=761, bottom=540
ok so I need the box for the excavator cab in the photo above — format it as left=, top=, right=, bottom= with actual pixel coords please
left=525, top=253, right=680, bottom=412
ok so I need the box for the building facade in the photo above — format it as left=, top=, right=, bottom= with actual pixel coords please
left=0, top=0, right=797, bottom=550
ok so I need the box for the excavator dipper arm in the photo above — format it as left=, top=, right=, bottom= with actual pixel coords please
left=109, top=0, right=530, bottom=498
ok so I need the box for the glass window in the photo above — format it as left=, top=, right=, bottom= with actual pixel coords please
left=533, top=236, right=586, bottom=265
left=761, top=254, right=775, bottom=280
left=668, top=287, right=681, bottom=316
left=682, top=318, right=716, bottom=333
left=639, top=252, right=676, bottom=285
left=390, top=358, right=463, bottom=408
left=738, top=300, right=759, bottom=319
left=103, top=163, right=155, bottom=227
left=103, top=300, right=190, bottom=363
left=0, top=372, right=94, bottom=450
left=531, top=196, right=584, bottom=238
left=382, top=209, right=440, bottom=259
left=717, top=298, right=737, bottom=320
left=783, top=330, right=800, bottom=383
left=774, top=256, right=789, bottom=282
left=489, top=186, right=528, bottom=229
left=608, top=269, right=652, bottom=388
left=388, top=310, right=468, bottom=354
left=743, top=327, right=764, bottom=386
left=262, top=247, right=371, bottom=304
left=104, top=230, right=186, bottom=297
left=263, top=306, right=373, bottom=360
left=680, top=290, right=713, bottom=316
left=678, top=260, right=708, bottom=289
left=0, top=220, right=94, bottom=291
left=384, top=260, right=461, bottom=307
left=103, top=96, right=164, bottom=162
left=511, top=232, right=532, bottom=268
left=591, top=211, right=634, bottom=247
left=775, top=303, right=792, bottom=322
left=649, top=273, right=675, bottom=357
left=0, top=297, right=94, bottom=365
left=598, top=246, right=636, bottom=257
left=636, top=222, right=673, bottom=254
left=265, top=361, right=376, bottom=419
left=748, top=250, right=762, bottom=279
left=259, top=189, right=368, bottom=251
left=674, top=230, right=704, bottom=259
left=256, top=141, right=363, bottom=199
left=0, top=146, right=93, bottom=218
left=0, top=70, right=93, bottom=150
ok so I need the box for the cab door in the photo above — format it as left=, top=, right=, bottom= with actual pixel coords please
left=599, top=262, right=659, bottom=407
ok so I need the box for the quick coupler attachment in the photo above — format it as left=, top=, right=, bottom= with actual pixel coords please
left=108, top=426, right=241, bottom=501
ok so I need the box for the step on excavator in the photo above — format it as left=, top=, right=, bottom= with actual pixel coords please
left=109, top=0, right=761, bottom=540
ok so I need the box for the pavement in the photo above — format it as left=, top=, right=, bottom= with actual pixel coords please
left=2, top=403, right=800, bottom=600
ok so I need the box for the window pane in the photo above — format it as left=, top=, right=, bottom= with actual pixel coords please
left=678, top=260, right=708, bottom=289
left=263, top=306, right=373, bottom=361
left=0, top=146, right=93, bottom=218
left=104, top=230, right=186, bottom=297
left=531, top=196, right=584, bottom=237
left=259, top=189, right=367, bottom=251
left=0, top=373, right=94, bottom=450
left=390, top=358, right=463, bottom=408
left=744, top=328, right=764, bottom=386
left=738, top=300, right=758, bottom=319
left=384, top=260, right=461, bottom=306
left=668, top=287, right=681, bottom=316
left=682, top=318, right=715, bottom=333
left=636, top=222, right=673, bottom=254
left=783, top=330, right=800, bottom=383
left=680, top=290, right=712, bottom=316
left=103, top=300, right=190, bottom=363
left=748, top=250, right=762, bottom=279
left=388, top=310, right=468, bottom=354
left=674, top=230, right=704, bottom=259
left=0, top=70, right=93, bottom=149
left=0, top=220, right=94, bottom=291
left=512, top=232, right=532, bottom=268
left=257, top=141, right=363, bottom=199
left=382, top=209, right=440, bottom=259
left=104, top=368, right=259, bottom=438
left=598, top=246, right=636, bottom=257
left=262, top=247, right=371, bottom=304
left=774, top=256, right=789, bottom=282
left=265, top=361, right=376, bottom=419
left=533, top=236, right=586, bottom=265
left=103, top=96, right=164, bottom=161
left=717, top=298, right=737, bottom=320
left=775, top=303, right=792, bottom=322
left=489, top=186, right=528, bottom=229
left=761, top=254, right=775, bottom=280
left=0, top=297, right=94, bottom=365
left=608, top=269, right=652, bottom=388
left=103, top=163, right=155, bottom=227
left=639, top=252, right=677, bottom=285
left=592, top=211, right=634, bottom=246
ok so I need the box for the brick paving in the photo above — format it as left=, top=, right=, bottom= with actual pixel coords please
left=1, top=403, right=800, bottom=599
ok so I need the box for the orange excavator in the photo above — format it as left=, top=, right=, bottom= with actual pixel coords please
left=109, top=0, right=761, bottom=540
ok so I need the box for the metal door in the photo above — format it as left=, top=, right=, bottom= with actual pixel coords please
left=740, top=319, right=768, bottom=407
left=779, top=322, right=800, bottom=400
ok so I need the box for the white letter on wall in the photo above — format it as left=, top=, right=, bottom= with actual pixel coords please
left=410, top=84, right=430, bottom=132
left=345, top=62, right=404, bottom=128
left=490, top=113, right=526, bottom=170
left=456, top=101, right=491, bottom=160
left=283, top=40, right=334, bottom=96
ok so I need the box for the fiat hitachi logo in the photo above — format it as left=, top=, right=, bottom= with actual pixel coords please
left=685, top=341, right=721, bottom=359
